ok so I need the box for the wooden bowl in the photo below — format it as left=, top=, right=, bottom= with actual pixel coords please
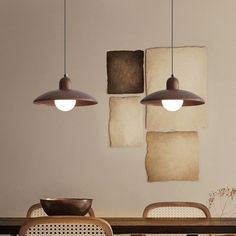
left=40, top=198, right=93, bottom=216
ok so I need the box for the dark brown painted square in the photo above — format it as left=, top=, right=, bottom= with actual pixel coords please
left=107, top=50, right=144, bottom=94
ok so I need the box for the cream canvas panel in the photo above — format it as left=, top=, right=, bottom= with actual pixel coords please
left=146, top=131, right=199, bottom=182
left=109, top=96, right=144, bottom=147
left=146, top=47, right=207, bottom=131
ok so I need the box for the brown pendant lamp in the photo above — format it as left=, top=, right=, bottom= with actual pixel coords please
left=34, top=0, right=97, bottom=112
left=141, top=0, right=205, bottom=112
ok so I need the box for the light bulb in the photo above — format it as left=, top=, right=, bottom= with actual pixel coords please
left=54, top=99, right=76, bottom=112
left=161, top=99, right=183, bottom=112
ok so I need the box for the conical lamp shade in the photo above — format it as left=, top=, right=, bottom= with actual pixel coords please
left=141, top=75, right=205, bottom=106
left=141, top=0, right=205, bottom=110
left=34, top=75, right=97, bottom=106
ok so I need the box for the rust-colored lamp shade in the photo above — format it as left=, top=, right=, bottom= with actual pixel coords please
left=34, top=1, right=97, bottom=112
left=141, top=0, right=205, bottom=112
left=141, top=75, right=205, bottom=107
left=34, top=75, right=97, bottom=108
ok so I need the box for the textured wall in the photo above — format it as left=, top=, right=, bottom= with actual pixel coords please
left=0, top=0, right=235, bottom=217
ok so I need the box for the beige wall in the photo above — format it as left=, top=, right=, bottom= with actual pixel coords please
left=0, top=0, right=235, bottom=216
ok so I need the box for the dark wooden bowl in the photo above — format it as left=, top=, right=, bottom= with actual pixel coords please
left=40, top=198, right=93, bottom=216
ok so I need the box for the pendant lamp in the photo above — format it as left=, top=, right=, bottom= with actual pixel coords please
left=34, top=0, right=97, bottom=112
left=140, top=0, right=205, bottom=112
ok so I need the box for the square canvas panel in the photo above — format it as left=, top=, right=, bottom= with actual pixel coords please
left=145, top=47, right=207, bottom=131
left=109, top=96, right=144, bottom=147
left=107, top=50, right=144, bottom=94
left=146, top=131, right=199, bottom=182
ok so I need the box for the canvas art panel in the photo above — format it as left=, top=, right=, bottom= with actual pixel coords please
left=146, top=47, right=207, bottom=131
left=109, top=96, right=144, bottom=147
left=146, top=131, right=199, bottom=182
left=107, top=50, right=144, bottom=94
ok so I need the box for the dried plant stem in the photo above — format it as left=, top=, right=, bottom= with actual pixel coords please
left=220, top=197, right=229, bottom=217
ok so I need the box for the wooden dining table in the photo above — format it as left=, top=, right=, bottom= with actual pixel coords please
left=1, top=217, right=236, bottom=235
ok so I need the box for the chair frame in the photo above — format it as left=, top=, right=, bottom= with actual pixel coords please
left=19, top=216, right=113, bottom=236
left=26, top=203, right=95, bottom=217
left=143, top=201, right=211, bottom=218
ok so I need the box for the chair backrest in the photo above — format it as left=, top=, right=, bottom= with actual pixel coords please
left=19, top=216, right=113, bottom=236
left=143, top=202, right=210, bottom=236
left=26, top=204, right=46, bottom=217
left=143, top=201, right=211, bottom=218
left=26, top=203, right=95, bottom=217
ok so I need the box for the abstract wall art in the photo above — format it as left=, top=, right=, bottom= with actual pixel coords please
left=106, top=46, right=207, bottom=183
left=109, top=96, right=144, bottom=147
left=107, top=50, right=144, bottom=94
left=145, top=131, right=199, bottom=182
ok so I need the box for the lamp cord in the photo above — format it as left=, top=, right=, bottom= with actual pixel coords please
left=64, top=0, right=67, bottom=76
left=171, top=0, right=174, bottom=77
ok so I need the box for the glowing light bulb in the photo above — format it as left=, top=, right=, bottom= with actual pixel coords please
left=161, top=99, right=183, bottom=112
left=54, top=100, right=76, bottom=112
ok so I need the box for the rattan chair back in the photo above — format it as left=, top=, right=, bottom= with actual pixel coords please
left=143, top=202, right=211, bottom=236
left=26, top=203, right=95, bottom=217
left=143, top=201, right=211, bottom=218
left=19, top=216, right=113, bottom=236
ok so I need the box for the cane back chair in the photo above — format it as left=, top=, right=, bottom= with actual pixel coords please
left=19, top=217, right=113, bottom=236
left=143, top=202, right=211, bottom=236
left=26, top=203, right=95, bottom=217
left=143, top=201, right=211, bottom=218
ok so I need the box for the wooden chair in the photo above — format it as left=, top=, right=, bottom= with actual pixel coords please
left=143, top=201, right=211, bottom=218
left=26, top=203, right=95, bottom=217
left=19, top=216, right=113, bottom=236
left=143, top=201, right=211, bottom=236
